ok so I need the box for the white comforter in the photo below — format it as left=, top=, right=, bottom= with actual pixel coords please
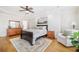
left=26, top=29, right=47, bottom=44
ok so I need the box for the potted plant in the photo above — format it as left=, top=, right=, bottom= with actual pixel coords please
left=70, top=31, right=79, bottom=52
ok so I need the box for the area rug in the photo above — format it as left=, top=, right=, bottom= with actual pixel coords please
left=10, top=37, right=52, bottom=52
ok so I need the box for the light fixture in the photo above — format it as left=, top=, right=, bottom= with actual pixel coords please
left=25, top=11, right=29, bottom=14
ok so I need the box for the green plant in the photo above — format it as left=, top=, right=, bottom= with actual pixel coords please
left=70, top=31, right=79, bottom=49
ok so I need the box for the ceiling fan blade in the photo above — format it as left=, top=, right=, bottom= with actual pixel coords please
left=19, top=10, right=25, bottom=11
left=20, top=6, right=26, bottom=9
left=19, top=6, right=34, bottom=13
left=29, top=10, right=34, bottom=13
left=29, top=7, right=33, bottom=10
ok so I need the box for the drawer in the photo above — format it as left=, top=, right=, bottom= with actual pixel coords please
left=7, top=28, right=22, bottom=36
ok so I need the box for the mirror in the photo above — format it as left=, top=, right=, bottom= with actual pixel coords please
left=9, top=20, right=21, bottom=28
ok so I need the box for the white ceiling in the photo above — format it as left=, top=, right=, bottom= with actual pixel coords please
left=0, top=6, right=59, bottom=16
left=0, top=6, right=78, bottom=18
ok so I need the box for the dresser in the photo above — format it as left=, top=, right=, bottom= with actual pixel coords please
left=7, top=28, right=22, bottom=36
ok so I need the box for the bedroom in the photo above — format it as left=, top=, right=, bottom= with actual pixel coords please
left=0, top=6, right=79, bottom=52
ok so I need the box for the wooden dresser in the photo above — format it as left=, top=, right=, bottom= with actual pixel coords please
left=7, top=28, right=22, bottom=36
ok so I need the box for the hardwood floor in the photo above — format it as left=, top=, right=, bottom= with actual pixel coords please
left=0, top=36, right=76, bottom=52
left=0, top=36, right=16, bottom=52
left=45, top=39, right=76, bottom=52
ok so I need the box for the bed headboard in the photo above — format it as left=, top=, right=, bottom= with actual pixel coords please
left=37, top=24, right=48, bottom=31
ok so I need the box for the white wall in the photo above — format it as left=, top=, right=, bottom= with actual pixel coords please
left=0, top=13, right=23, bottom=36
left=61, top=7, right=77, bottom=31
left=48, top=6, right=77, bottom=35
left=47, top=7, right=61, bottom=34
left=74, top=7, right=79, bottom=29
left=0, top=7, right=24, bottom=36
left=0, top=6, right=78, bottom=37
left=0, top=14, right=9, bottom=36
left=0, top=6, right=37, bottom=36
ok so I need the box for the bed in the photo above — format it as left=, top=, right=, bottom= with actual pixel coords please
left=21, top=26, right=47, bottom=46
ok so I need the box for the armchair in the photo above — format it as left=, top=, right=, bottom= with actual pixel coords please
left=57, top=33, right=73, bottom=47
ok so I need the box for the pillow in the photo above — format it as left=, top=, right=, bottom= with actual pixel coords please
left=36, top=26, right=46, bottom=30
left=42, top=26, right=46, bottom=29
left=34, top=27, right=43, bottom=29
left=62, top=32, right=68, bottom=36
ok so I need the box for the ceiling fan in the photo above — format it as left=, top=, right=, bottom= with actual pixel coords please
left=19, top=6, right=34, bottom=13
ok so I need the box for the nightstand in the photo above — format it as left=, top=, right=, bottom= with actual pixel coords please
left=47, top=31, right=55, bottom=39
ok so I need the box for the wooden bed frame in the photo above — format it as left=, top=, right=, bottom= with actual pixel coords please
left=21, top=31, right=47, bottom=46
